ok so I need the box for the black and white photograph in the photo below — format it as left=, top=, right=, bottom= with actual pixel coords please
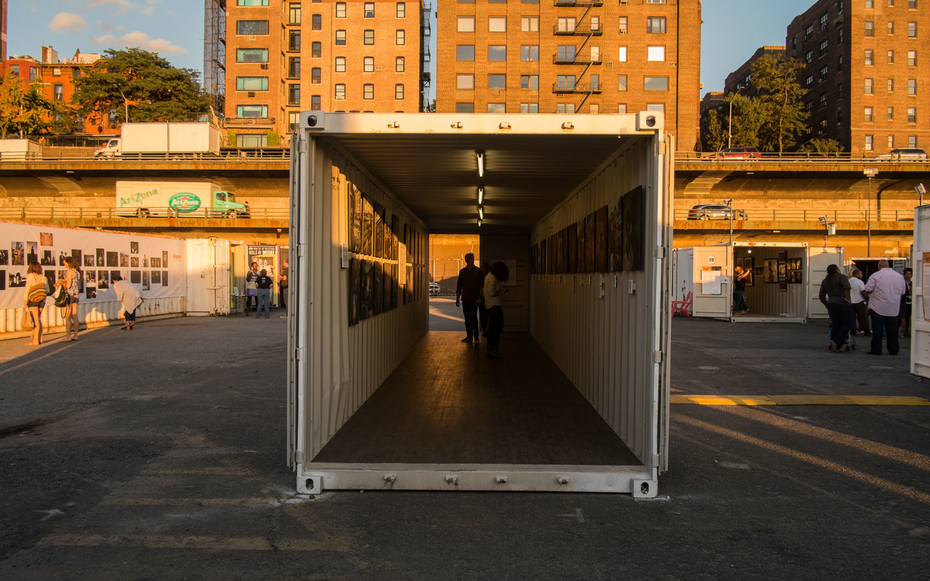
left=85, top=270, right=96, bottom=285
left=349, top=257, right=360, bottom=326
left=26, top=241, right=38, bottom=264
left=143, top=255, right=149, bottom=268
left=162, top=250, right=168, bottom=266
left=595, top=205, right=608, bottom=273
left=0, top=270, right=6, bottom=290
left=0, top=249, right=8, bottom=266
left=608, top=198, right=623, bottom=273
left=85, top=286, right=97, bottom=300
left=107, top=251, right=119, bottom=267
left=70, top=249, right=82, bottom=265
left=585, top=213, right=596, bottom=273
left=39, top=232, right=53, bottom=246
left=110, top=271, right=121, bottom=285
left=120, top=253, right=129, bottom=267
left=763, top=259, right=778, bottom=283
left=361, top=196, right=374, bottom=256
left=130, top=241, right=139, bottom=254
left=142, top=271, right=150, bottom=291
left=97, top=271, right=109, bottom=290
left=130, top=270, right=141, bottom=284
left=152, top=257, right=161, bottom=268
left=131, top=257, right=139, bottom=268
left=96, top=248, right=105, bottom=266
left=84, top=254, right=95, bottom=267
left=162, top=271, right=168, bottom=286
left=41, top=250, right=53, bottom=266
left=349, top=185, right=361, bottom=254
left=45, top=269, right=56, bottom=290
left=9, top=271, right=26, bottom=288
left=360, top=259, right=373, bottom=320
left=11, top=242, right=25, bottom=266
left=621, top=186, right=644, bottom=272
left=151, top=270, right=161, bottom=285
left=374, top=202, right=384, bottom=259
left=58, top=251, right=69, bottom=266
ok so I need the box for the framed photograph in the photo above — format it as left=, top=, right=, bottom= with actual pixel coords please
left=360, top=259, right=373, bottom=319
left=107, top=252, right=119, bottom=267
left=98, top=271, right=109, bottom=289
left=150, top=270, right=161, bottom=285
left=130, top=241, right=139, bottom=255
left=608, top=198, right=623, bottom=273
left=96, top=248, right=105, bottom=266
left=391, top=214, right=400, bottom=261
left=361, top=196, right=374, bottom=256
left=11, top=242, right=25, bottom=266
left=595, top=205, right=608, bottom=273
left=738, top=256, right=754, bottom=287
left=349, top=185, right=361, bottom=254
left=162, top=271, right=168, bottom=286
left=84, top=254, right=95, bottom=267
left=621, top=186, right=644, bottom=272
left=349, top=257, right=360, bottom=326
left=567, top=224, right=577, bottom=274
left=374, top=202, right=384, bottom=259
left=40, top=232, right=53, bottom=246
left=585, top=212, right=596, bottom=273
left=763, top=259, right=778, bottom=283
left=777, top=260, right=787, bottom=283
left=540, top=238, right=547, bottom=275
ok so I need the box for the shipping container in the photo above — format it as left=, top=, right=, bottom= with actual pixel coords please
left=288, top=112, right=673, bottom=496
left=911, top=206, right=929, bottom=378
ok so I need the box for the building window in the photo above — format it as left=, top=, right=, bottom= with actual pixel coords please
left=618, top=104, right=627, bottom=113
left=888, top=106, right=894, bottom=120
left=647, top=46, right=665, bottom=61
left=490, top=16, right=507, bottom=32
left=909, top=0, right=917, bottom=8
left=396, top=30, right=405, bottom=45
left=489, top=74, right=506, bottom=89
left=838, top=27, right=844, bottom=44
left=289, top=3, right=301, bottom=25
left=289, top=30, right=301, bottom=51
left=72, top=68, right=80, bottom=78
left=335, top=84, right=346, bottom=100
left=488, top=103, right=506, bottom=113
left=521, top=45, right=538, bottom=61
left=288, top=57, right=301, bottom=78
left=336, top=30, right=346, bottom=45
left=237, top=134, right=267, bottom=147
left=397, top=2, right=405, bottom=17
left=457, top=74, right=474, bottom=89
left=310, top=94, right=320, bottom=109
left=908, top=107, right=917, bottom=122
left=556, top=103, right=575, bottom=114
left=618, top=46, right=627, bottom=62
left=618, top=75, right=628, bottom=91
left=335, top=57, right=345, bottom=72
left=238, top=0, right=270, bottom=5
left=838, top=55, right=844, bottom=70
left=909, top=22, right=917, bottom=36
left=458, top=16, right=475, bottom=32
left=644, top=76, right=669, bottom=91
left=521, top=75, right=538, bottom=89
left=336, top=2, right=346, bottom=17
left=364, top=84, right=374, bottom=100
left=311, top=13, right=321, bottom=29
left=310, top=41, right=321, bottom=58
left=237, top=104, right=268, bottom=118
left=52, top=67, right=61, bottom=77
left=908, top=78, right=917, bottom=94
left=558, top=17, right=576, bottom=32
left=590, top=16, right=600, bottom=31
left=820, top=13, right=828, bottom=30
left=52, top=84, right=64, bottom=100
left=311, top=67, right=321, bottom=83
left=820, top=65, right=829, bottom=81
left=820, top=40, right=829, bottom=56
left=865, top=49, right=873, bottom=65
left=865, top=77, right=873, bottom=93
left=458, top=45, right=475, bottom=61
left=888, top=21, right=894, bottom=35
left=364, top=2, right=374, bottom=17
left=237, top=76, right=269, bottom=91
left=910, top=136, right=918, bottom=148
left=619, top=17, right=628, bottom=34
left=489, top=45, right=507, bottom=61
left=908, top=50, right=917, bottom=65
left=522, top=17, right=538, bottom=32
left=237, top=20, right=269, bottom=34
left=888, top=49, right=895, bottom=63
left=865, top=135, right=874, bottom=151
left=365, top=30, right=375, bottom=45
left=456, top=103, right=475, bottom=113
left=557, top=45, right=576, bottom=61
left=806, top=50, right=813, bottom=64
left=889, top=135, right=895, bottom=148
left=289, top=112, right=300, bottom=132
left=647, top=17, right=666, bottom=33
left=520, top=103, right=538, bottom=113
left=865, top=21, right=874, bottom=36
left=395, top=84, right=405, bottom=100
left=590, top=74, right=599, bottom=91
left=819, top=93, right=828, bottom=109
left=888, top=78, right=894, bottom=92
left=363, top=57, right=374, bottom=72
left=557, top=75, right=576, bottom=90
left=865, top=106, right=873, bottom=121
left=237, top=48, right=269, bottom=62
left=806, top=75, right=814, bottom=87
left=396, top=56, right=405, bottom=72
left=866, top=0, right=874, bottom=6
left=288, top=84, right=300, bottom=105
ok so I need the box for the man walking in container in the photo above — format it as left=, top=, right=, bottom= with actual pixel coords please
left=863, top=260, right=907, bottom=355
left=455, top=253, right=485, bottom=343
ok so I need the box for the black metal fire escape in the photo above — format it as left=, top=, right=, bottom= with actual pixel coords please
left=552, top=0, right=603, bottom=112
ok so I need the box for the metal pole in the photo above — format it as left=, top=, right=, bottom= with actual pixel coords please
left=867, top=177, right=872, bottom=256
left=728, top=99, right=733, bottom=149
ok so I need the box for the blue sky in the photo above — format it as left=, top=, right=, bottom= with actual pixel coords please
left=10, top=0, right=818, bottom=95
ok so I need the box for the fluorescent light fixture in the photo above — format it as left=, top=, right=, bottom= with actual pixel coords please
left=478, top=206, right=484, bottom=220
left=478, top=187, right=484, bottom=205
left=478, top=218, right=482, bottom=227
left=476, top=151, right=485, bottom=178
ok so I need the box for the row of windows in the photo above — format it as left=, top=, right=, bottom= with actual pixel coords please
left=865, top=0, right=919, bottom=8
left=453, top=102, right=665, bottom=114
left=864, top=20, right=918, bottom=36
left=334, top=84, right=406, bottom=100
left=454, top=73, right=669, bottom=91
left=864, top=77, right=919, bottom=93
left=865, top=48, right=919, bottom=65
left=455, top=15, right=666, bottom=34
left=864, top=135, right=920, bottom=151
left=240, top=2, right=407, bottom=22
left=236, top=20, right=409, bottom=45
left=455, top=44, right=665, bottom=62
left=863, top=106, right=919, bottom=122
left=282, top=56, right=407, bottom=78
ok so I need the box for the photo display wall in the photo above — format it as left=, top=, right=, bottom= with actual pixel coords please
left=0, top=222, right=185, bottom=310
left=530, top=186, right=644, bottom=275
left=347, top=184, right=422, bottom=327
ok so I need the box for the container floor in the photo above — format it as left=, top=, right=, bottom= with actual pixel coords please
left=312, top=331, right=642, bottom=466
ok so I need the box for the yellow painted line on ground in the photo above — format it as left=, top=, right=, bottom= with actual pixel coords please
left=37, top=534, right=346, bottom=552
left=101, top=497, right=277, bottom=506
left=671, top=395, right=930, bottom=406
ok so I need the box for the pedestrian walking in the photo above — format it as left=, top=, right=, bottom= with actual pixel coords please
left=255, top=269, right=274, bottom=318
left=733, top=266, right=750, bottom=315
left=849, top=268, right=871, bottom=337
left=23, top=261, right=49, bottom=346
left=56, top=256, right=81, bottom=342
left=863, top=259, right=907, bottom=355
left=245, top=261, right=260, bottom=315
left=455, top=253, right=486, bottom=343
left=819, top=264, right=854, bottom=352
left=901, top=267, right=913, bottom=337
left=112, top=274, right=142, bottom=331
left=484, top=261, right=510, bottom=359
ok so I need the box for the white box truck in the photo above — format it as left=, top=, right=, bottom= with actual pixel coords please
left=0, top=139, right=42, bottom=160
left=288, top=111, right=673, bottom=496
left=115, top=181, right=249, bottom=218
left=95, top=122, right=221, bottom=157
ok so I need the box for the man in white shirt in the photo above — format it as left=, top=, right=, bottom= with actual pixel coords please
left=862, top=260, right=907, bottom=355
left=848, top=268, right=870, bottom=337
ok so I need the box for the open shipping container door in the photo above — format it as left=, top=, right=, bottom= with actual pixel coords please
left=911, top=206, right=930, bottom=378
left=288, top=112, right=671, bottom=496
left=185, top=238, right=231, bottom=316
left=690, top=246, right=731, bottom=318
left=806, top=247, right=843, bottom=319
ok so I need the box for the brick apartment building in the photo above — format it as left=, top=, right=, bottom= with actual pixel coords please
left=434, top=0, right=701, bottom=152
left=724, top=45, right=786, bottom=97
left=1, top=0, right=7, bottom=62
left=224, top=0, right=426, bottom=147
left=786, top=0, right=929, bottom=153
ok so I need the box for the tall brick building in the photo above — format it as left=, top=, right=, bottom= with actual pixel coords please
left=224, top=0, right=427, bottom=147
left=786, top=0, right=929, bottom=153
left=434, top=0, right=701, bottom=152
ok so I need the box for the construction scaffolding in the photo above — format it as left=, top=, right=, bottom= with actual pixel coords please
left=204, top=0, right=227, bottom=117
left=420, top=2, right=432, bottom=112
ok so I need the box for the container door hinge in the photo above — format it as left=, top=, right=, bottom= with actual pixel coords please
left=653, top=351, right=663, bottom=364
left=295, top=348, right=304, bottom=361
left=296, top=244, right=305, bottom=258
left=297, top=474, right=322, bottom=495
left=657, top=141, right=668, bottom=156
left=656, top=247, right=666, bottom=259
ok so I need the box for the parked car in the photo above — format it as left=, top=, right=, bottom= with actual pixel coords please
left=687, top=204, right=748, bottom=221
left=877, top=148, right=928, bottom=161
left=429, top=282, right=440, bottom=296
left=710, top=147, right=762, bottom=160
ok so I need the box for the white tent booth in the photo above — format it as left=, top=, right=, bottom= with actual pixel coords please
left=673, top=242, right=843, bottom=322
left=911, top=206, right=930, bottom=378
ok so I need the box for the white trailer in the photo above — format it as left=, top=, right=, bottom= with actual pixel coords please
left=95, top=122, right=221, bottom=156
left=115, top=181, right=249, bottom=218
left=0, top=139, right=42, bottom=160
left=672, top=242, right=843, bottom=322
left=911, top=206, right=929, bottom=378
left=288, top=111, right=673, bottom=496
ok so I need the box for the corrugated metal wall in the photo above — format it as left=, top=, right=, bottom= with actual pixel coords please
left=529, top=138, right=668, bottom=464
left=0, top=297, right=186, bottom=335
left=740, top=247, right=808, bottom=319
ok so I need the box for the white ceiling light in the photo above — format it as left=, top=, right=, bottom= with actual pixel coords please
left=476, top=150, right=485, bottom=178
left=478, top=206, right=484, bottom=220
left=478, top=187, right=484, bottom=205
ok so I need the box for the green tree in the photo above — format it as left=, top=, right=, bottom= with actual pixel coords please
left=72, top=48, right=210, bottom=124
left=0, top=72, right=69, bottom=138
left=725, top=93, right=765, bottom=149
left=750, top=55, right=808, bottom=154
left=798, top=138, right=844, bottom=155
left=702, top=109, right=727, bottom=153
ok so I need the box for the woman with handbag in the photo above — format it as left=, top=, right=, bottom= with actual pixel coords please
left=23, top=261, right=49, bottom=346
left=56, top=256, right=81, bottom=342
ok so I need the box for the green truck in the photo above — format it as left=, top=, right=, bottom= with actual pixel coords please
left=115, top=181, right=250, bottom=218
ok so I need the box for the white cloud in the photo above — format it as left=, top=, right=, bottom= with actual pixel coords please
left=94, top=20, right=124, bottom=32
left=91, top=31, right=188, bottom=56
left=49, top=12, right=87, bottom=32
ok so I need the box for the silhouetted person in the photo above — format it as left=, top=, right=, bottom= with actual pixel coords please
left=484, top=261, right=510, bottom=359
left=455, top=253, right=485, bottom=343
left=819, top=264, right=853, bottom=352
left=863, top=259, right=906, bottom=355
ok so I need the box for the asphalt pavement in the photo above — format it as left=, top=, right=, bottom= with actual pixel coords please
left=1, top=307, right=929, bottom=580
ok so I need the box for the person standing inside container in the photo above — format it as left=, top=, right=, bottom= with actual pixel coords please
left=278, top=259, right=289, bottom=312
left=255, top=269, right=274, bottom=318
left=819, top=264, right=854, bottom=352
left=245, top=261, right=260, bottom=315
left=848, top=268, right=870, bottom=337
left=57, top=256, right=81, bottom=342
left=863, top=259, right=907, bottom=356
left=484, top=261, right=510, bottom=359
left=455, top=253, right=485, bottom=343
left=478, top=260, right=491, bottom=336
left=112, top=274, right=142, bottom=331
left=901, top=267, right=913, bottom=337
left=23, top=262, right=49, bottom=346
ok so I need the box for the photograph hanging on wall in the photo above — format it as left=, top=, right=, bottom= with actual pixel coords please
left=26, top=241, right=37, bottom=264
left=120, top=253, right=129, bottom=267
left=349, top=185, right=361, bottom=254
left=595, top=205, right=608, bottom=273
left=777, top=259, right=787, bottom=283
left=608, top=199, right=623, bottom=272
left=96, top=248, right=105, bottom=266
left=162, top=271, right=168, bottom=286
left=373, top=261, right=382, bottom=315
left=567, top=225, right=577, bottom=273
left=349, top=256, right=360, bottom=326
left=130, top=270, right=141, bottom=284
left=763, top=259, right=778, bottom=283
left=374, top=202, right=384, bottom=259
left=383, top=209, right=393, bottom=261
left=162, top=250, right=168, bottom=266
left=392, top=214, right=400, bottom=261
left=383, top=261, right=392, bottom=311
left=8, top=272, right=25, bottom=287
left=12, top=242, right=24, bottom=266
left=0, top=250, right=7, bottom=265
left=40, top=232, right=53, bottom=246
left=585, top=213, right=596, bottom=273
left=392, top=264, right=399, bottom=309
left=789, top=270, right=803, bottom=284
left=98, top=271, right=109, bottom=289
left=151, top=270, right=160, bottom=285
left=405, top=264, right=413, bottom=304
left=621, top=186, right=644, bottom=272
left=361, top=196, right=374, bottom=256
left=360, top=259, right=373, bottom=320
left=131, top=257, right=139, bottom=268
left=45, top=270, right=55, bottom=290
left=0, top=271, right=5, bottom=290
left=130, top=241, right=139, bottom=254
left=737, top=256, right=754, bottom=287
left=84, top=254, right=95, bottom=267
left=41, top=250, right=53, bottom=266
